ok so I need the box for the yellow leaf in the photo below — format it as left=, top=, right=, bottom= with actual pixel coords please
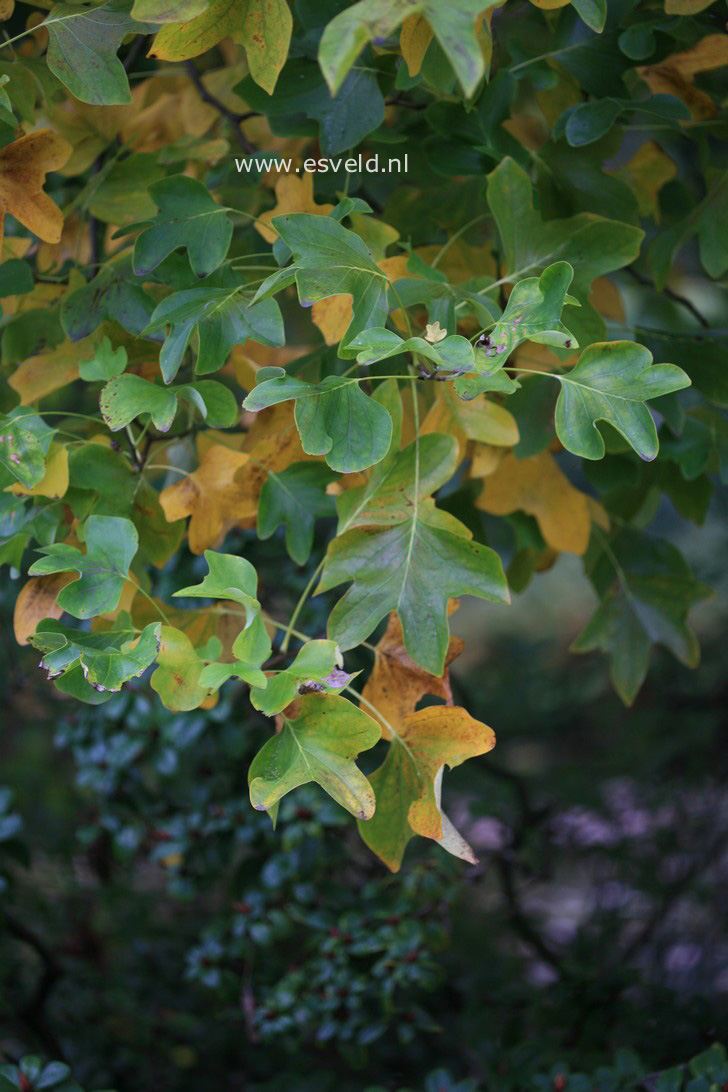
left=362, top=611, right=463, bottom=736
left=0, top=129, right=71, bottom=252
left=400, top=13, right=433, bottom=77
left=254, top=171, right=334, bottom=245
left=9, top=336, right=97, bottom=404
left=637, top=35, right=728, bottom=119
left=48, top=100, right=129, bottom=175
left=159, top=444, right=251, bottom=554
left=235, top=0, right=292, bottom=94
left=609, top=142, right=676, bottom=219
left=150, top=0, right=291, bottom=93
left=359, top=706, right=495, bottom=872
left=470, top=443, right=503, bottom=478
left=664, top=0, right=716, bottom=11
left=232, top=340, right=307, bottom=391
left=13, top=572, right=73, bottom=645
left=443, top=386, right=519, bottom=447
left=0, top=0, right=15, bottom=21
left=6, top=444, right=69, bottom=500
left=476, top=451, right=591, bottom=555
left=36, top=213, right=92, bottom=274
left=312, top=254, right=410, bottom=345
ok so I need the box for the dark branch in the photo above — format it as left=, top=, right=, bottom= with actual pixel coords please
left=183, top=61, right=258, bottom=155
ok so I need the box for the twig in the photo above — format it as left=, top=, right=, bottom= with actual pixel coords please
left=627, top=267, right=711, bottom=329
left=183, top=61, right=257, bottom=155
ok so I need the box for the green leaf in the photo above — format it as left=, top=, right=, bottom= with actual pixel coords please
left=144, top=286, right=284, bottom=382
left=78, top=336, right=128, bottom=381
left=318, top=434, right=509, bottom=674
left=649, top=170, right=728, bottom=289
left=44, top=0, right=156, bottom=105
left=572, top=529, right=710, bottom=704
left=124, top=175, right=233, bottom=278
left=0, top=259, right=33, bottom=298
left=150, top=625, right=217, bottom=710
left=243, top=371, right=393, bottom=474
left=235, top=58, right=385, bottom=157
left=455, top=262, right=577, bottom=398
left=100, top=375, right=238, bottom=432
left=272, top=213, right=390, bottom=353
left=570, top=0, right=607, bottom=33
left=249, top=639, right=344, bottom=715
left=486, top=158, right=643, bottom=343
left=0, top=409, right=53, bottom=489
left=248, top=693, right=381, bottom=818
left=61, top=264, right=156, bottom=342
left=28, top=515, right=138, bottom=618
left=174, top=550, right=262, bottom=621
left=131, top=0, right=208, bottom=23
left=318, top=0, right=498, bottom=99
left=30, top=618, right=160, bottom=694
left=257, top=463, right=336, bottom=564
left=554, top=341, right=691, bottom=461
left=349, top=328, right=476, bottom=374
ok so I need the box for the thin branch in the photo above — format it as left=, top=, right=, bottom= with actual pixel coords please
left=626, top=267, right=711, bottom=330
left=183, top=61, right=257, bottom=155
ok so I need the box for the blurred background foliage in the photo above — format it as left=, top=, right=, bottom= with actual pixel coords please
left=1, top=487, right=727, bottom=1090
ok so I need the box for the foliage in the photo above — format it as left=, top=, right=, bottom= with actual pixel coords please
left=0, top=0, right=725, bottom=880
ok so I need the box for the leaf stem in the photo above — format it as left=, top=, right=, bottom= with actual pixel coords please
left=281, top=559, right=325, bottom=653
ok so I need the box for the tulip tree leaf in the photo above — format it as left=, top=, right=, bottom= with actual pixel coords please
left=318, top=433, right=509, bottom=674
left=554, top=341, right=691, bottom=461
left=257, top=463, right=337, bottom=564
left=272, top=213, right=390, bottom=353
left=150, top=625, right=220, bottom=711
left=248, top=693, right=381, bottom=818
left=318, top=0, right=499, bottom=99
left=572, top=529, right=711, bottom=704
left=99, top=374, right=238, bottom=432
left=0, top=409, right=54, bottom=489
left=30, top=618, right=161, bottom=694
left=44, top=0, right=158, bottom=106
left=28, top=515, right=138, bottom=618
left=243, top=371, right=393, bottom=474
left=122, top=175, right=233, bottom=278
left=144, top=286, right=284, bottom=382
left=249, top=639, right=344, bottom=716
left=358, top=707, right=496, bottom=872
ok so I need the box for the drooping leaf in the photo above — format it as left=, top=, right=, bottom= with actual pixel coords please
left=554, top=342, right=691, bottom=461
left=358, top=706, right=495, bottom=872
left=150, top=0, right=292, bottom=94
left=572, top=528, right=711, bottom=704
left=248, top=693, right=381, bottom=818
left=28, top=515, right=138, bottom=618
left=319, top=0, right=499, bottom=99
left=243, top=370, right=393, bottom=474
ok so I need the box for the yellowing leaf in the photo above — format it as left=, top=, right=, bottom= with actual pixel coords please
left=399, top=13, right=433, bottom=76
left=159, top=444, right=251, bottom=554
left=362, top=611, right=463, bottom=733
left=150, top=625, right=214, bottom=710
left=664, top=0, right=716, bottom=11
left=358, top=706, right=495, bottom=872
left=150, top=0, right=292, bottom=94
left=444, top=386, right=520, bottom=447
left=13, top=572, right=73, bottom=645
left=609, top=142, right=676, bottom=219
left=476, top=451, right=592, bottom=555
left=5, top=443, right=69, bottom=500
left=0, top=129, right=71, bottom=252
left=9, top=336, right=98, bottom=404
left=255, top=172, right=334, bottom=245
left=637, top=36, right=728, bottom=119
